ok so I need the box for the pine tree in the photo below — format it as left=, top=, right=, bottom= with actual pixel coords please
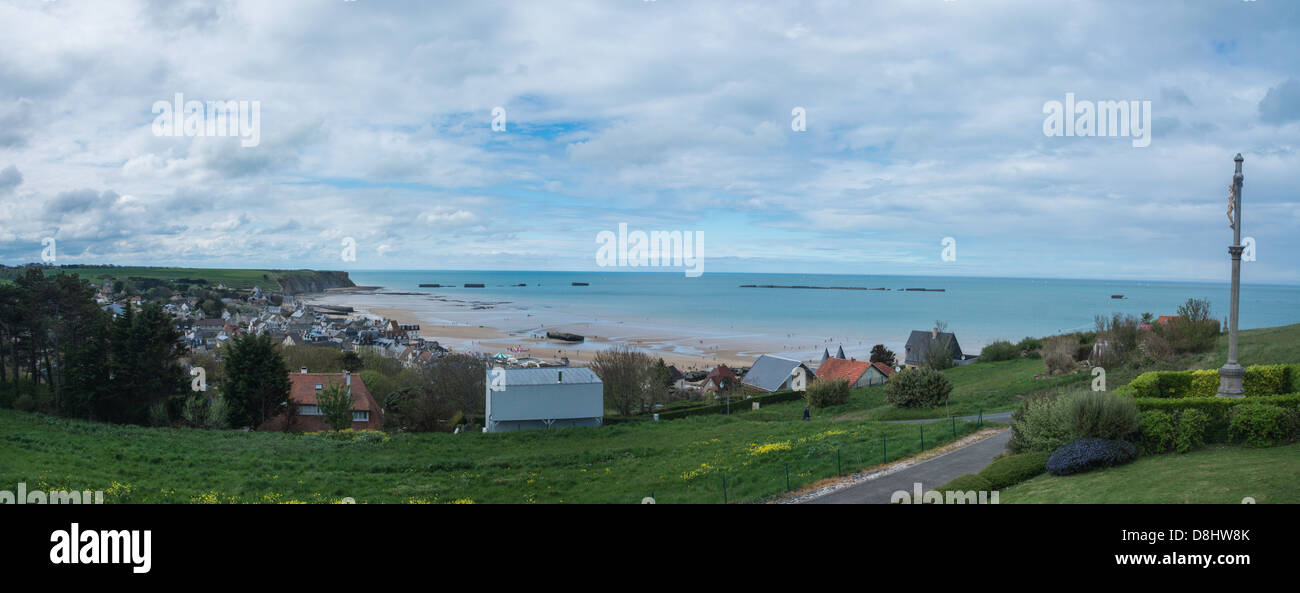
left=221, top=333, right=291, bottom=428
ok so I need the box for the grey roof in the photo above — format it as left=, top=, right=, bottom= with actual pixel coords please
left=820, top=348, right=830, bottom=363
left=835, top=345, right=846, bottom=359
left=904, top=331, right=963, bottom=365
left=741, top=355, right=813, bottom=392
left=495, top=367, right=602, bottom=386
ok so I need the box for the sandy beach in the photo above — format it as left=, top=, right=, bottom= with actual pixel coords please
left=304, top=288, right=774, bottom=371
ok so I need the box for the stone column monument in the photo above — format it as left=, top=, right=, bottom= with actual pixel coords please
left=1217, top=154, right=1245, bottom=398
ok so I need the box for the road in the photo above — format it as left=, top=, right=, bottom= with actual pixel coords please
left=803, top=428, right=1012, bottom=504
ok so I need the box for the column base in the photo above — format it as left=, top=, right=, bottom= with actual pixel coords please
left=1217, top=363, right=1245, bottom=398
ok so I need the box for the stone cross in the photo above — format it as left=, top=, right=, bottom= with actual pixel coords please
left=1217, top=154, right=1245, bottom=398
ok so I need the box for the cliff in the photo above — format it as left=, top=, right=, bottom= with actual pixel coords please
left=274, top=270, right=356, bottom=295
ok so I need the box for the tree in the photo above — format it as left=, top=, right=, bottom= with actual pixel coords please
left=316, top=380, right=354, bottom=431
left=221, top=333, right=291, bottom=428
left=885, top=368, right=952, bottom=408
left=1177, top=298, right=1212, bottom=323
left=868, top=344, right=896, bottom=367
left=429, top=354, right=485, bottom=417
left=590, top=345, right=656, bottom=417
left=923, top=321, right=955, bottom=371
left=340, top=351, right=363, bottom=372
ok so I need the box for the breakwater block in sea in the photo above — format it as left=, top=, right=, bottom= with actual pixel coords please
left=571, top=282, right=589, bottom=286
left=546, top=331, right=585, bottom=342
left=418, top=284, right=442, bottom=287
left=464, top=283, right=485, bottom=288
left=740, top=285, right=892, bottom=291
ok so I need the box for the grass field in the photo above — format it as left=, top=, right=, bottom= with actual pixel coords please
left=1000, top=443, right=1300, bottom=504
left=0, top=405, right=988, bottom=504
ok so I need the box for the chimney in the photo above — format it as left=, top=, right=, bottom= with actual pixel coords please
left=932, top=327, right=938, bottom=339
left=345, top=370, right=351, bottom=386
left=300, top=367, right=308, bottom=374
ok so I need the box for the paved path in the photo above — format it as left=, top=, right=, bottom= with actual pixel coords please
left=889, top=411, right=1013, bottom=425
left=803, top=428, right=1012, bottom=504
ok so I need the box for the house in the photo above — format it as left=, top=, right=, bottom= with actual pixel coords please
left=741, top=355, right=815, bottom=393
left=484, top=367, right=604, bottom=433
left=704, top=365, right=738, bottom=392
left=904, top=328, right=971, bottom=368
left=260, top=369, right=383, bottom=432
left=816, top=357, right=896, bottom=388
left=666, top=365, right=686, bottom=391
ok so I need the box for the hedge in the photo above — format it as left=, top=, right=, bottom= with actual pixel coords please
left=978, top=452, right=1049, bottom=489
left=1124, top=365, right=1293, bottom=399
left=1134, top=394, right=1300, bottom=443
left=934, top=473, right=993, bottom=494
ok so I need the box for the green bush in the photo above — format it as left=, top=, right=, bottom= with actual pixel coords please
left=934, top=473, right=993, bottom=494
left=1012, top=390, right=1139, bottom=453
left=1016, top=337, right=1043, bottom=353
left=1063, top=391, right=1139, bottom=442
left=978, top=340, right=1019, bottom=362
left=1009, top=393, right=1072, bottom=453
left=884, top=368, right=952, bottom=409
left=978, top=452, right=1048, bottom=489
left=1228, top=403, right=1294, bottom=448
left=805, top=379, right=850, bottom=409
left=1138, top=410, right=1175, bottom=455
left=1173, top=408, right=1209, bottom=453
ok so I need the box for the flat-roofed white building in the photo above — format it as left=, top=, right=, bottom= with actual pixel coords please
left=484, top=367, right=604, bottom=432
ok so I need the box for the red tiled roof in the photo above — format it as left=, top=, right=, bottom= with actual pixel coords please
left=871, top=361, right=897, bottom=377
left=1156, top=315, right=1178, bottom=325
left=816, top=358, right=873, bottom=383
left=706, top=365, right=737, bottom=381
left=288, top=372, right=379, bottom=412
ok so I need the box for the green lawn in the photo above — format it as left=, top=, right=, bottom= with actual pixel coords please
left=1000, top=443, right=1300, bottom=504
left=0, top=407, right=986, bottom=504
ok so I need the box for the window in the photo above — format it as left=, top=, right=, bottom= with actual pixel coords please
left=352, top=410, right=370, bottom=423
left=298, top=405, right=320, bottom=416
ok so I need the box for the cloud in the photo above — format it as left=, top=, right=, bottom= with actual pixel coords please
left=0, top=165, right=21, bottom=195
left=0, top=99, right=34, bottom=148
left=0, top=1, right=1296, bottom=282
left=1259, top=79, right=1300, bottom=125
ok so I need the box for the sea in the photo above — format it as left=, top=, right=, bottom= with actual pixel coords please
left=339, top=270, right=1300, bottom=358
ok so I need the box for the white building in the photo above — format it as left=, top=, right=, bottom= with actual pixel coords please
left=484, top=367, right=604, bottom=433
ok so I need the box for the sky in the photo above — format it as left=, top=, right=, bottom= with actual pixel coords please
left=0, top=0, right=1297, bottom=283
